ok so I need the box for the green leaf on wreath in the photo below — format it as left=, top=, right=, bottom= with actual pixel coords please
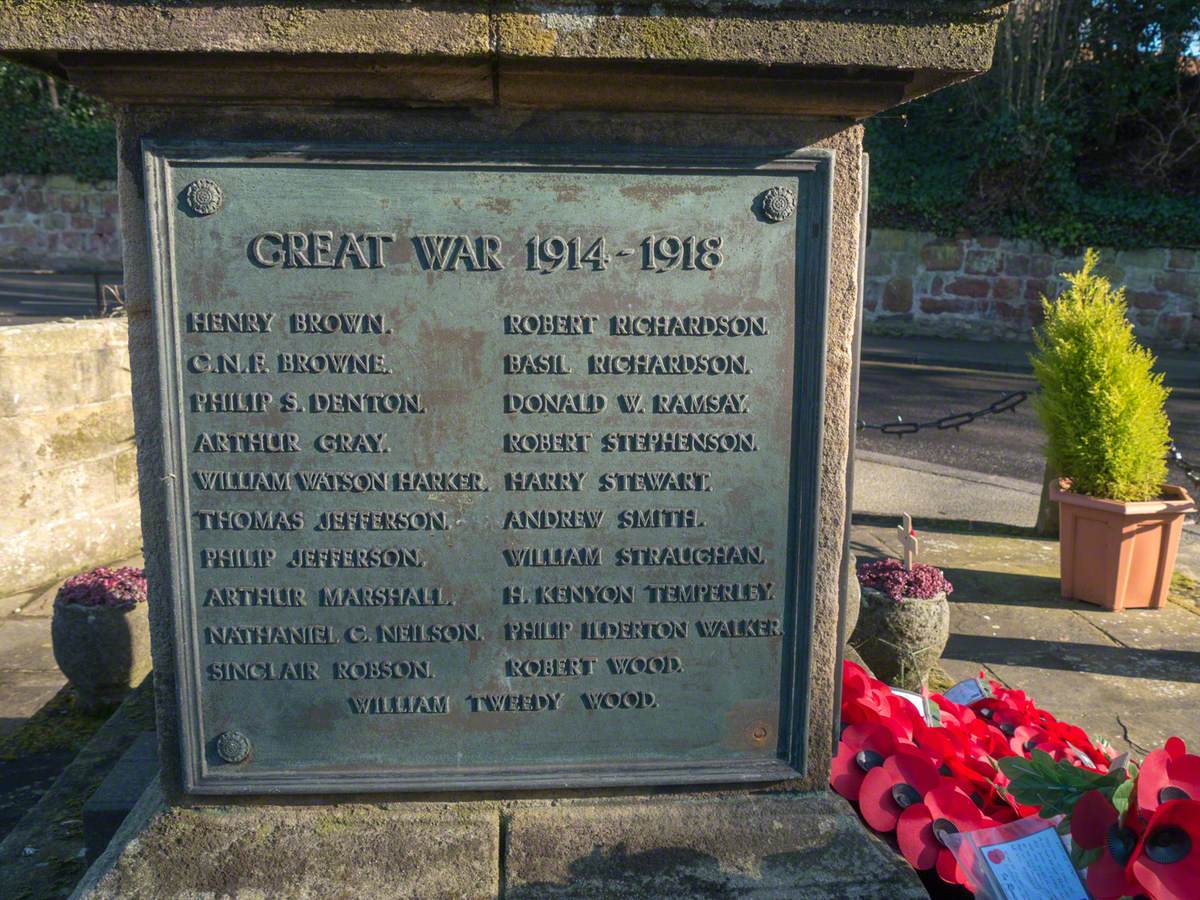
left=1112, top=778, right=1135, bottom=817
left=997, top=750, right=1126, bottom=818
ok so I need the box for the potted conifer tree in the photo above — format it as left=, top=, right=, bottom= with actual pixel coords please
left=1032, top=250, right=1195, bottom=611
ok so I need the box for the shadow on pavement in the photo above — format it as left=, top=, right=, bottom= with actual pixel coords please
left=943, top=633, right=1200, bottom=683
left=852, top=512, right=1043, bottom=541
left=937, top=565, right=1072, bottom=610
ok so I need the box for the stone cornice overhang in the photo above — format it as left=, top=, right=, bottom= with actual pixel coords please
left=0, top=1, right=1010, bottom=117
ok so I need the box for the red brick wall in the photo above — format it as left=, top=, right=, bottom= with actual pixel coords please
left=0, top=174, right=120, bottom=269
left=865, top=230, right=1199, bottom=350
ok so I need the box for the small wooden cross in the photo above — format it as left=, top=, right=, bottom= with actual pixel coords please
left=896, top=513, right=919, bottom=570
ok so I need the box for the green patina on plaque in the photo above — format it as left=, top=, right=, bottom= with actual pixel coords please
left=144, top=142, right=832, bottom=794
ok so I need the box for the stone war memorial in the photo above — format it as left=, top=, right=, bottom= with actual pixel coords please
left=0, top=2, right=1006, bottom=896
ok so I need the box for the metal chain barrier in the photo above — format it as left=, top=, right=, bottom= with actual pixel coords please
left=856, top=390, right=1029, bottom=436
left=857, top=390, right=1200, bottom=492
left=1170, top=443, right=1200, bottom=491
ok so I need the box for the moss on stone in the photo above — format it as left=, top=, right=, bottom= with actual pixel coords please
left=0, top=0, right=91, bottom=42
left=614, top=17, right=707, bottom=59
left=496, top=13, right=560, bottom=57
left=1170, top=571, right=1199, bottom=613
left=262, top=5, right=315, bottom=43
left=0, top=686, right=109, bottom=761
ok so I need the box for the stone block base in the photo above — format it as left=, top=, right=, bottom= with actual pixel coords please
left=74, top=781, right=501, bottom=899
left=76, top=786, right=922, bottom=899
left=504, top=792, right=924, bottom=898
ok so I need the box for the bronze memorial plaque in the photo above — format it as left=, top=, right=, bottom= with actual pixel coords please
left=144, top=143, right=831, bottom=793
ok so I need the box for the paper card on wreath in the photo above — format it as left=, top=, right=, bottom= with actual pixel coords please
left=945, top=815, right=1087, bottom=900
left=943, top=677, right=994, bottom=707
left=890, top=688, right=926, bottom=718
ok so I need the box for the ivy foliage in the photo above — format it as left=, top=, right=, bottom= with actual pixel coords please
left=0, top=61, right=116, bottom=183
left=1031, top=250, right=1173, bottom=502
left=867, top=102, right=1200, bottom=250
left=867, top=1, right=1200, bottom=250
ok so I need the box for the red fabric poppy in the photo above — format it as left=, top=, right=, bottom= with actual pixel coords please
left=830, top=722, right=897, bottom=803
left=1130, top=799, right=1200, bottom=900
left=842, top=660, right=875, bottom=702
left=912, top=722, right=958, bottom=766
left=858, top=749, right=943, bottom=833
left=967, top=720, right=1013, bottom=761
left=1011, top=723, right=1051, bottom=757
left=896, top=784, right=987, bottom=885
left=1069, top=790, right=1144, bottom=899
left=942, top=754, right=1001, bottom=810
left=1138, top=739, right=1200, bottom=819
left=1072, top=789, right=1117, bottom=849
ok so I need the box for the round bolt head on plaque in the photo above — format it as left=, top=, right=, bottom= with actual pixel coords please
left=759, top=186, right=797, bottom=223
left=215, top=730, right=251, bottom=764
left=184, top=179, right=224, bottom=216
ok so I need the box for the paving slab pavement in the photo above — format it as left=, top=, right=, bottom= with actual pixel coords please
left=853, top=451, right=1199, bottom=580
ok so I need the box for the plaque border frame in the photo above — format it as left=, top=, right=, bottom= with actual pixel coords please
left=143, top=141, right=834, bottom=795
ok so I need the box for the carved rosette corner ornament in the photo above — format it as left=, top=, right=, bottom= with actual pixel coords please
left=760, top=186, right=797, bottom=223
left=215, top=730, right=251, bottom=764
left=184, top=178, right=224, bottom=216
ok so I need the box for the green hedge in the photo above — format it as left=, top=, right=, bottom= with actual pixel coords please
left=866, top=106, right=1200, bottom=251
left=0, top=62, right=116, bottom=183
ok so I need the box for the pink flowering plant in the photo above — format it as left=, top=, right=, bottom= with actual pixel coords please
left=55, top=566, right=147, bottom=609
left=857, top=558, right=953, bottom=602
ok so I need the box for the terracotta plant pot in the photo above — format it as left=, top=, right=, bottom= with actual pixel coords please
left=849, top=586, right=950, bottom=691
left=1051, top=479, right=1196, bottom=611
left=51, top=601, right=152, bottom=712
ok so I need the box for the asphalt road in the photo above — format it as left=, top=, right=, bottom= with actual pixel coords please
left=856, top=356, right=1200, bottom=488
left=0, top=272, right=103, bottom=326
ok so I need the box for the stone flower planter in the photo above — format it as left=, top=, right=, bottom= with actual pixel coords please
left=52, top=601, right=152, bottom=712
left=842, top=552, right=861, bottom=646
left=850, top=586, right=950, bottom=691
left=1052, top=479, right=1196, bottom=611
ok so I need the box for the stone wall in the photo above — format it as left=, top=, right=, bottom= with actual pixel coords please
left=0, top=174, right=121, bottom=269
left=865, top=229, right=1200, bottom=349
left=0, top=319, right=140, bottom=595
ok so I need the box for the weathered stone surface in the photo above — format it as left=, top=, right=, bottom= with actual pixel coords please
left=0, top=396, right=133, bottom=476
left=0, top=500, right=142, bottom=597
left=920, top=239, right=964, bottom=271
left=0, top=1, right=1007, bottom=115
left=843, top=551, right=861, bottom=644
left=52, top=602, right=151, bottom=713
left=0, top=319, right=130, bottom=416
left=74, top=784, right=501, bottom=900
left=0, top=319, right=140, bottom=596
left=496, top=5, right=1001, bottom=71
left=881, top=276, right=913, bottom=312
left=83, top=731, right=158, bottom=863
left=503, top=791, right=925, bottom=898
left=850, top=586, right=950, bottom=690
left=0, top=1, right=490, bottom=56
